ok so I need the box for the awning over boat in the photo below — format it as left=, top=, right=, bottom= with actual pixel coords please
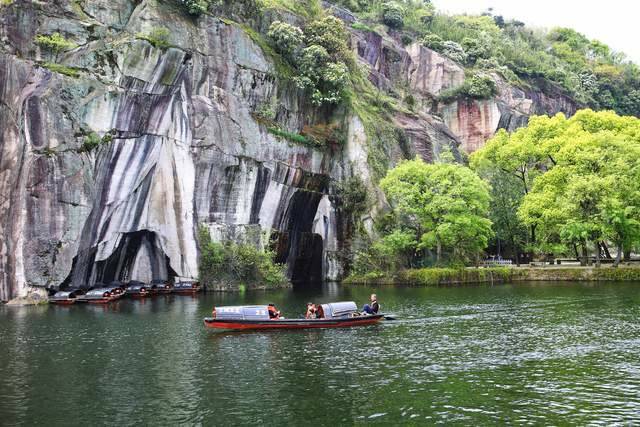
left=320, top=301, right=358, bottom=318
left=51, top=290, right=83, bottom=299
left=214, top=305, right=271, bottom=320
left=84, top=288, right=111, bottom=298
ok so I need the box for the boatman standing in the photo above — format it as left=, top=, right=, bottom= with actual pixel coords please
left=362, top=294, right=379, bottom=315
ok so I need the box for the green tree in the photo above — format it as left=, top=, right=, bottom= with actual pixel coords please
left=474, top=109, right=640, bottom=265
left=267, top=21, right=304, bottom=60
left=379, top=159, right=493, bottom=265
left=382, top=2, right=404, bottom=29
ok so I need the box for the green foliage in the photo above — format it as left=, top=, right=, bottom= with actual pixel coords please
left=353, top=159, right=493, bottom=271
left=267, top=126, right=316, bottom=146
left=79, top=131, right=113, bottom=153
left=439, top=73, right=497, bottom=102
left=351, top=22, right=376, bottom=33
left=473, top=109, right=640, bottom=264
left=175, top=0, right=214, bottom=15
left=335, top=1, right=640, bottom=116
left=440, top=40, right=467, bottom=63
left=34, top=33, right=77, bottom=52
left=198, top=227, right=287, bottom=287
left=421, top=33, right=443, bottom=51
left=382, top=2, right=404, bottom=29
left=267, top=21, right=304, bottom=60
left=338, top=175, right=371, bottom=217
left=41, top=62, right=80, bottom=77
left=266, top=16, right=352, bottom=106
left=345, top=266, right=518, bottom=285
left=304, top=16, right=351, bottom=64
left=136, top=27, right=170, bottom=49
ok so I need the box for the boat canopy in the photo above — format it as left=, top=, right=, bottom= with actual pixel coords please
left=51, top=289, right=83, bottom=300
left=320, top=301, right=358, bottom=318
left=84, top=288, right=111, bottom=298
left=214, top=305, right=271, bottom=320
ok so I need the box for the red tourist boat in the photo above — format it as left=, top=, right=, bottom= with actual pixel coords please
left=49, top=289, right=85, bottom=305
left=77, top=287, right=124, bottom=304
left=173, top=278, right=201, bottom=294
left=204, top=302, right=384, bottom=331
left=125, top=281, right=151, bottom=298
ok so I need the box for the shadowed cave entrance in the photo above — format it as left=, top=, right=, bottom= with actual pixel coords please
left=65, top=230, right=176, bottom=288
left=273, top=191, right=325, bottom=284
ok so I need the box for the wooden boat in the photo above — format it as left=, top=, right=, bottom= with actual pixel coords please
left=173, top=278, right=201, bottom=294
left=49, top=289, right=85, bottom=305
left=149, top=279, right=173, bottom=294
left=125, top=280, right=151, bottom=298
left=204, top=301, right=383, bottom=330
left=77, top=288, right=121, bottom=304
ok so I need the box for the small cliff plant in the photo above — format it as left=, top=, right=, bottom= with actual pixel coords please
left=34, top=32, right=77, bottom=61
left=136, top=27, right=171, bottom=49
left=198, top=227, right=287, bottom=288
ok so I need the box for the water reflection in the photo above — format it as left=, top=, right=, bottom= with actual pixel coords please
left=1, top=282, right=640, bottom=424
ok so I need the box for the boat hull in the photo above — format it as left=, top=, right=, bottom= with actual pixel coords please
left=50, top=299, right=76, bottom=305
left=203, top=314, right=384, bottom=330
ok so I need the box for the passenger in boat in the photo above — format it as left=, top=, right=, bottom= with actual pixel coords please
left=305, top=303, right=317, bottom=319
left=362, top=294, right=379, bottom=315
left=316, top=304, right=324, bottom=319
left=268, top=303, right=281, bottom=319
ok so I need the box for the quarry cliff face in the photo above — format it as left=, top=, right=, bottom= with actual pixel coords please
left=0, top=0, right=577, bottom=301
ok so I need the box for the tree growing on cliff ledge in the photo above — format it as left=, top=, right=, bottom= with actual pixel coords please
left=374, top=159, right=493, bottom=267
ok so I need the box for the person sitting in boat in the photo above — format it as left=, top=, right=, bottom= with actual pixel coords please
left=362, top=294, right=379, bottom=315
left=305, top=303, right=317, bottom=319
left=268, top=303, right=281, bottom=319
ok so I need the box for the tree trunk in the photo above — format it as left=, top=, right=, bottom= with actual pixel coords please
left=594, top=240, right=601, bottom=268
left=624, top=249, right=631, bottom=261
left=573, top=243, right=580, bottom=261
left=614, top=242, right=622, bottom=268
left=580, top=242, right=588, bottom=266
left=601, top=241, right=612, bottom=259
left=436, top=241, right=441, bottom=265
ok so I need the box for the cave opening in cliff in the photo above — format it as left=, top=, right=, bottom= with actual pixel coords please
left=65, top=230, right=176, bottom=288
left=274, top=191, right=325, bottom=284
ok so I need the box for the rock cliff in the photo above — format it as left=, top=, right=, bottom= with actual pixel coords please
left=0, top=0, right=577, bottom=301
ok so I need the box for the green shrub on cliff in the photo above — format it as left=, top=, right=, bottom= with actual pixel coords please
left=381, top=2, right=404, bottom=29
left=176, top=0, right=210, bottom=15
left=438, top=73, right=497, bottom=102
left=267, top=21, right=304, bottom=60
left=198, top=227, right=287, bottom=287
left=35, top=33, right=77, bottom=53
left=267, top=16, right=352, bottom=106
left=136, top=27, right=170, bottom=49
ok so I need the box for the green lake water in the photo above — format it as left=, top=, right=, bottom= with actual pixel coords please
left=2, top=282, right=640, bottom=425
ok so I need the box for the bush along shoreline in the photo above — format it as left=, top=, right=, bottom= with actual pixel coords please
left=343, top=266, right=640, bottom=286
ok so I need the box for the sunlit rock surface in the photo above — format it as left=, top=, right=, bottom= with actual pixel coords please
left=0, top=0, right=579, bottom=301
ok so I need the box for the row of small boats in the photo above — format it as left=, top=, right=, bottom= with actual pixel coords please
left=50, top=278, right=201, bottom=305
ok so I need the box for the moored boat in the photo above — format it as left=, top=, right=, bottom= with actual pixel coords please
left=149, top=279, right=173, bottom=294
left=77, top=288, right=121, bottom=304
left=204, top=301, right=383, bottom=330
left=173, top=278, right=201, bottom=294
left=49, top=289, right=85, bottom=305
left=125, top=280, right=151, bottom=298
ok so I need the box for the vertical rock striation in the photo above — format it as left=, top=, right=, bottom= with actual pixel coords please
left=0, top=0, right=580, bottom=300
